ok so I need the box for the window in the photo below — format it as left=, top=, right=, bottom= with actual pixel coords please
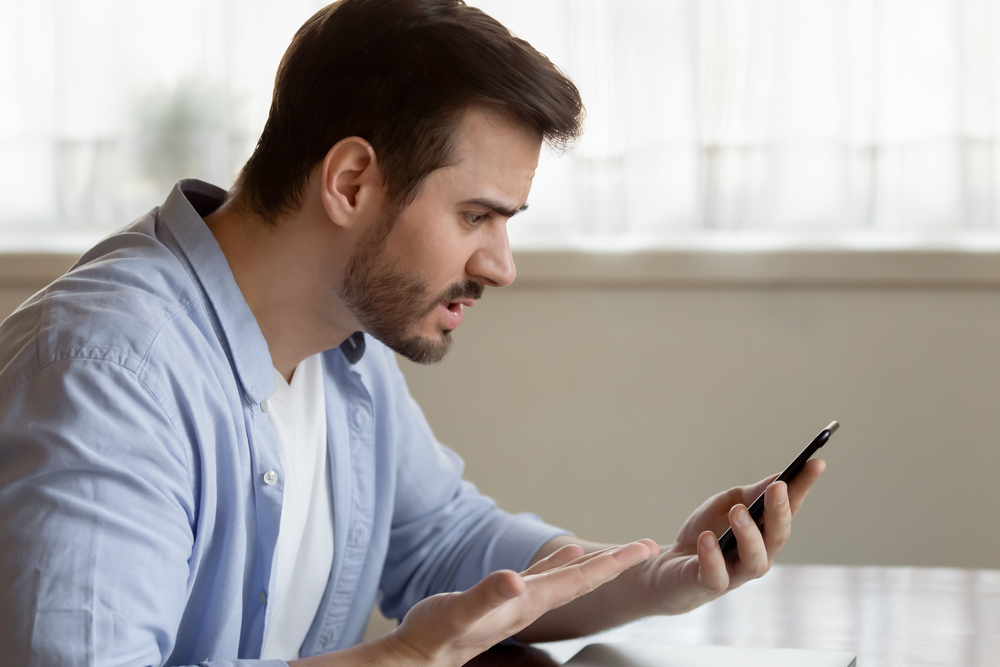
left=3, top=0, right=999, bottom=250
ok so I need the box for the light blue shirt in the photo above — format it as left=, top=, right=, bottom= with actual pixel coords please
left=0, top=180, right=565, bottom=667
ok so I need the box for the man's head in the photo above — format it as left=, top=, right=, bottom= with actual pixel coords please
left=227, top=0, right=583, bottom=367
left=235, top=0, right=584, bottom=223
left=338, top=107, right=540, bottom=363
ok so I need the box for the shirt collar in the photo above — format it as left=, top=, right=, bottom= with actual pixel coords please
left=159, top=180, right=366, bottom=401
left=339, top=331, right=366, bottom=365
left=159, top=180, right=276, bottom=403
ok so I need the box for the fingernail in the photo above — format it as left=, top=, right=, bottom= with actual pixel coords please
left=777, top=485, right=788, bottom=504
left=737, top=509, right=751, bottom=526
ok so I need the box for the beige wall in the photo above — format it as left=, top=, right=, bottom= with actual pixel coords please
left=400, top=250, right=1000, bottom=571
left=401, top=282, right=1000, bottom=570
left=2, top=250, right=998, bottom=570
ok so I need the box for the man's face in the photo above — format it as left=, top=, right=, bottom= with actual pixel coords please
left=340, top=108, right=542, bottom=363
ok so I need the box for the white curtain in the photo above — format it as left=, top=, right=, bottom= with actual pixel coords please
left=3, top=0, right=1000, bottom=247
left=0, top=0, right=329, bottom=239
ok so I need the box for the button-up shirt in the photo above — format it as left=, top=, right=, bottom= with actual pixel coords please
left=0, top=180, right=565, bottom=667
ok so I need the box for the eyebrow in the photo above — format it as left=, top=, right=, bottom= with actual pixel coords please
left=461, top=198, right=529, bottom=218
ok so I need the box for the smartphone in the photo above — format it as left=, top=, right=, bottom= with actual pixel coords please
left=717, top=420, right=839, bottom=557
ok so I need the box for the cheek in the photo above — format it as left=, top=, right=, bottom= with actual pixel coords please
left=388, top=229, right=470, bottom=282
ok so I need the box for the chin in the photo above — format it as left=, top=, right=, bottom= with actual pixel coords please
left=387, top=330, right=453, bottom=365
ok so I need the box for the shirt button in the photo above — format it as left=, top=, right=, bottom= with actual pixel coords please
left=353, top=526, right=367, bottom=544
left=259, top=591, right=267, bottom=605
left=260, top=399, right=271, bottom=413
left=353, top=410, right=366, bottom=427
left=263, top=470, right=278, bottom=485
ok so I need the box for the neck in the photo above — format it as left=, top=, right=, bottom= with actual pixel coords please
left=203, top=194, right=359, bottom=382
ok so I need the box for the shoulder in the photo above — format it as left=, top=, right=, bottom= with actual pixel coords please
left=0, top=209, right=209, bottom=398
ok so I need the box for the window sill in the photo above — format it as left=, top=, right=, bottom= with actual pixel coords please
left=3, top=246, right=1000, bottom=291
left=504, top=230, right=1000, bottom=288
left=510, top=248, right=1000, bottom=289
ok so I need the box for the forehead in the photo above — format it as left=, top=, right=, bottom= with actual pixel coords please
left=419, top=107, right=543, bottom=205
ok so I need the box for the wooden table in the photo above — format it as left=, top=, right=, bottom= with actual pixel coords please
left=467, top=564, right=1000, bottom=666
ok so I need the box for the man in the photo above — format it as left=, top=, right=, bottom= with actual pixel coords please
left=0, top=1, right=824, bottom=665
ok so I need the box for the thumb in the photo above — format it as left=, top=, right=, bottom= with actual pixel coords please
left=741, top=473, right=779, bottom=506
left=456, top=570, right=525, bottom=621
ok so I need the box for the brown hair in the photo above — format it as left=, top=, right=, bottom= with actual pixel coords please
left=234, top=0, right=584, bottom=223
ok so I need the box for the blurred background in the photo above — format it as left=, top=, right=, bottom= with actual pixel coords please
left=1, top=0, right=999, bottom=574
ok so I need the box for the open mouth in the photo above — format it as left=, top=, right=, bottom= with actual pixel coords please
left=438, top=298, right=476, bottom=331
left=446, top=298, right=476, bottom=312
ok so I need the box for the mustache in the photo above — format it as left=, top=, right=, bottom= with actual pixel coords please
left=441, top=280, right=484, bottom=303
left=421, top=280, right=484, bottom=316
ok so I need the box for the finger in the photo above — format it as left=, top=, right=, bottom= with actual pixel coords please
left=695, top=530, right=729, bottom=593
left=575, top=542, right=653, bottom=581
left=729, top=503, right=769, bottom=580
left=452, top=569, right=525, bottom=624
left=527, top=539, right=660, bottom=577
left=527, top=541, right=651, bottom=609
left=686, top=488, right=760, bottom=540
left=740, top=473, right=779, bottom=507
left=701, top=478, right=776, bottom=537
left=529, top=546, right=616, bottom=574
left=787, top=458, right=826, bottom=517
left=521, top=544, right=586, bottom=576
left=538, top=544, right=639, bottom=570
left=637, top=538, right=661, bottom=558
left=761, top=481, right=792, bottom=556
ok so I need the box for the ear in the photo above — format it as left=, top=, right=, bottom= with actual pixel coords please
left=319, top=137, right=383, bottom=229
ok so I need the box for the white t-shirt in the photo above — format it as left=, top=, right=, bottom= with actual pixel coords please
left=260, top=353, right=335, bottom=660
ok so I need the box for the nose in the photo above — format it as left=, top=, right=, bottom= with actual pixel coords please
left=467, top=221, right=516, bottom=288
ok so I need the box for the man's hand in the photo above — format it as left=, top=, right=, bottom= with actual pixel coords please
left=385, top=541, right=653, bottom=667
left=638, top=457, right=826, bottom=616
left=514, top=458, right=826, bottom=641
left=293, top=462, right=824, bottom=665
left=291, top=542, right=652, bottom=667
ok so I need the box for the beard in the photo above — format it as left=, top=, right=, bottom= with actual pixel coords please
left=339, top=211, right=484, bottom=364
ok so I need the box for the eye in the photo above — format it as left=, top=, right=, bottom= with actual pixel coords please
left=464, top=212, right=490, bottom=226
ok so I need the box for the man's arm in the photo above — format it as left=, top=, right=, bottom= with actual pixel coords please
left=0, top=360, right=199, bottom=666
left=290, top=459, right=824, bottom=666
left=514, top=459, right=827, bottom=642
